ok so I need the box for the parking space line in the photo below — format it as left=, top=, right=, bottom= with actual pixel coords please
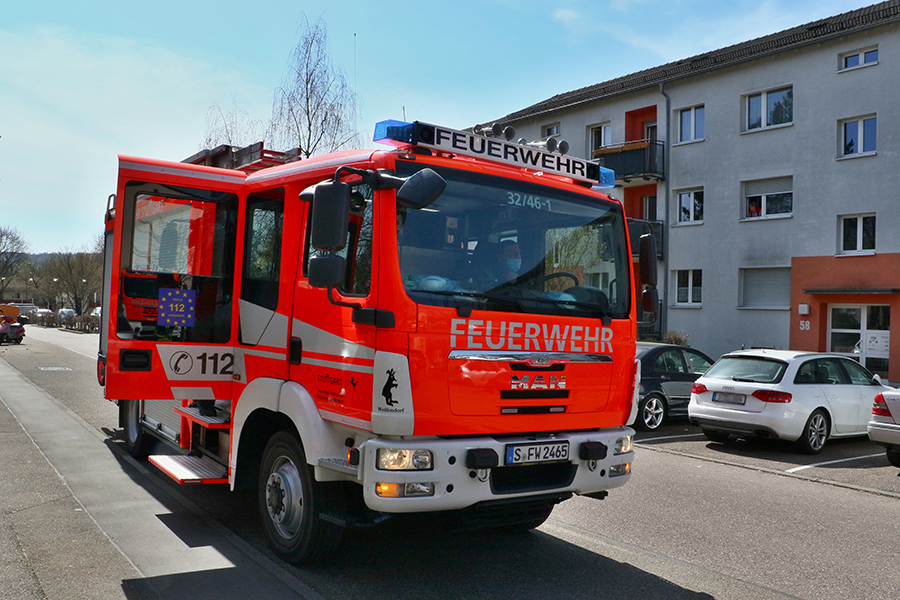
left=785, top=453, right=884, bottom=473
left=635, top=433, right=707, bottom=444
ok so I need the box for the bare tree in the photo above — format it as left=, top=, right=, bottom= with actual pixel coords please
left=45, top=246, right=102, bottom=315
left=202, top=97, right=266, bottom=149
left=0, top=226, right=29, bottom=298
left=267, top=16, right=359, bottom=157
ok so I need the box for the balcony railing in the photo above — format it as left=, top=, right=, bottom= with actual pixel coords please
left=627, top=219, right=665, bottom=261
left=592, top=139, right=665, bottom=182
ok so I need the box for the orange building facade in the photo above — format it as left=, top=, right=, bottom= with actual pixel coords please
left=791, top=253, right=900, bottom=381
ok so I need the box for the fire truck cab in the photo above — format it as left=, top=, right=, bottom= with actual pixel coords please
left=98, top=120, right=657, bottom=563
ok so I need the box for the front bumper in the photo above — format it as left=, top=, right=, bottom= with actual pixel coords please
left=867, top=420, right=900, bottom=450
left=356, top=428, right=634, bottom=513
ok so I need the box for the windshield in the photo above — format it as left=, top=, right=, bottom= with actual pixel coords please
left=396, top=162, right=631, bottom=319
left=705, top=357, right=788, bottom=384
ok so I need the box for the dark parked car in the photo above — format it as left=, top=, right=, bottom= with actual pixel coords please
left=634, top=342, right=714, bottom=431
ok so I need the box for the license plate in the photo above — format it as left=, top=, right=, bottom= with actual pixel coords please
left=505, top=441, right=569, bottom=465
left=713, top=392, right=746, bottom=405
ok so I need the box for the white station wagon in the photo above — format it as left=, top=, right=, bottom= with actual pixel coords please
left=688, top=349, right=891, bottom=454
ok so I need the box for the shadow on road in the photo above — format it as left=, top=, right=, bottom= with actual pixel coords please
left=103, top=436, right=713, bottom=600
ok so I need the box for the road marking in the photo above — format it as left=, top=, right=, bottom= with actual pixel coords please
left=785, top=453, right=884, bottom=473
left=636, top=433, right=706, bottom=444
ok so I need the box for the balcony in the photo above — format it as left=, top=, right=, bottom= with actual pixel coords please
left=627, top=219, right=664, bottom=261
left=592, top=139, right=665, bottom=183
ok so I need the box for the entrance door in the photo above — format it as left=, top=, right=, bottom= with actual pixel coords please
left=828, top=304, right=890, bottom=378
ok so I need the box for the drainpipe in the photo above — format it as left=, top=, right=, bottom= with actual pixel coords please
left=659, top=82, right=671, bottom=339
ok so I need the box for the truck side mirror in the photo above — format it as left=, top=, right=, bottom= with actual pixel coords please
left=639, top=233, right=658, bottom=316
left=639, top=234, right=657, bottom=287
left=308, top=254, right=346, bottom=289
left=310, top=180, right=350, bottom=252
left=642, top=287, right=659, bottom=315
left=396, top=168, right=446, bottom=209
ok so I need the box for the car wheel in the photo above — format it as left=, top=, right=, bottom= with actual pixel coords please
left=258, top=431, right=344, bottom=564
left=635, top=394, right=667, bottom=431
left=886, top=448, right=900, bottom=468
left=702, top=429, right=731, bottom=443
left=795, top=409, right=829, bottom=454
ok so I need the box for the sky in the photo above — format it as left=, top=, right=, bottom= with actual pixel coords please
left=0, top=0, right=874, bottom=253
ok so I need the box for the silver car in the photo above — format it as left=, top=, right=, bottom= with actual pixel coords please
left=689, top=349, right=891, bottom=454
left=867, top=390, right=900, bottom=468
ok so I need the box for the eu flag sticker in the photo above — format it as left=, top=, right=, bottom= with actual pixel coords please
left=157, top=288, right=196, bottom=327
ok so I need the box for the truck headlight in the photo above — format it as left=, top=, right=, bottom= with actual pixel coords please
left=614, top=435, right=633, bottom=455
left=376, top=448, right=434, bottom=471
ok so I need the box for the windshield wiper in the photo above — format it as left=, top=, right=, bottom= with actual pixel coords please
left=504, top=294, right=612, bottom=324
left=410, top=289, right=524, bottom=313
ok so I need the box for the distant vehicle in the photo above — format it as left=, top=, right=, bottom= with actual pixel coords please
left=689, top=349, right=891, bottom=454
left=33, top=308, right=53, bottom=319
left=634, top=342, right=714, bottom=431
left=58, top=308, right=76, bottom=322
left=90, top=306, right=102, bottom=318
left=868, top=390, right=900, bottom=468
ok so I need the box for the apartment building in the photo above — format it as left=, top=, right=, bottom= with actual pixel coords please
left=480, top=1, right=900, bottom=380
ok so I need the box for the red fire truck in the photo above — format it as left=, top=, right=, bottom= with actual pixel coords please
left=98, top=120, right=657, bottom=563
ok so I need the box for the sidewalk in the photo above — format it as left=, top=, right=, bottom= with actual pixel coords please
left=0, top=361, right=152, bottom=600
left=0, top=356, right=321, bottom=600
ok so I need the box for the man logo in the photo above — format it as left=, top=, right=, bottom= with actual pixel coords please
left=511, top=375, right=566, bottom=390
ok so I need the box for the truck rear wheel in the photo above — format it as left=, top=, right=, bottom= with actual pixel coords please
left=120, top=400, right=152, bottom=459
left=258, top=431, right=344, bottom=564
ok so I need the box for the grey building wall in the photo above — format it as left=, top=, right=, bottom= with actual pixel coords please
left=494, top=18, right=900, bottom=360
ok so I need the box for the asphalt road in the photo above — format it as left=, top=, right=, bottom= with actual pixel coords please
left=3, top=327, right=900, bottom=599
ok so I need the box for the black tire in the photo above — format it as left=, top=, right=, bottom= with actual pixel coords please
left=635, top=394, right=667, bottom=431
left=795, top=409, right=829, bottom=454
left=702, top=429, right=731, bottom=443
left=886, top=448, right=900, bottom=468
left=258, top=431, right=344, bottom=564
left=13, top=337, right=22, bottom=344
left=120, top=400, right=152, bottom=459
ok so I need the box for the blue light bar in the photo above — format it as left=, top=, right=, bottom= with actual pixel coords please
left=597, top=166, right=615, bottom=189
left=373, top=119, right=415, bottom=147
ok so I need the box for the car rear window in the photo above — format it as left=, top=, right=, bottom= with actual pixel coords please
left=704, top=357, right=788, bottom=384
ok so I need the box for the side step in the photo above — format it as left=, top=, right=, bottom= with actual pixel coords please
left=149, top=454, right=228, bottom=484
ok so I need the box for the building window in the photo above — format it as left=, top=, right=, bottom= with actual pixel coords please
left=590, top=123, right=611, bottom=154
left=544, top=124, right=560, bottom=138
left=840, top=47, right=878, bottom=70
left=675, top=270, right=702, bottom=305
left=839, top=214, right=876, bottom=254
left=643, top=196, right=657, bottom=221
left=743, top=177, right=792, bottom=219
left=841, top=115, right=876, bottom=156
left=740, top=267, right=790, bottom=308
left=678, top=105, right=705, bottom=142
left=746, top=86, right=792, bottom=130
left=676, top=189, right=704, bottom=223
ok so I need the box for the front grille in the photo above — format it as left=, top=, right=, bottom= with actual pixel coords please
left=490, top=462, right=577, bottom=495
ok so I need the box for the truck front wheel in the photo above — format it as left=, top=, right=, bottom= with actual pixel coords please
left=258, top=431, right=344, bottom=564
